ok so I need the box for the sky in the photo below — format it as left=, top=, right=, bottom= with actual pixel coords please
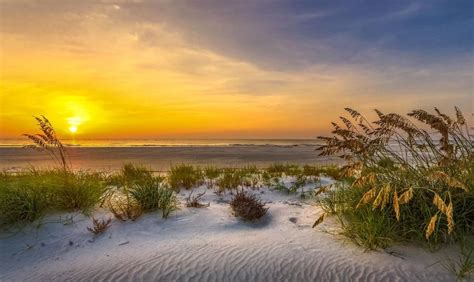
left=0, top=0, right=472, bottom=139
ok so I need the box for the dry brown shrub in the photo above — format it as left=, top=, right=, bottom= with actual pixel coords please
left=230, top=191, right=268, bottom=221
left=87, top=217, right=112, bottom=235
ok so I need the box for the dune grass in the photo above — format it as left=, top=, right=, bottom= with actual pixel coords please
left=314, top=107, right=473, bottom=249
left=0, top=169, right=106, bottom=226
left=168, top=164, right=203, bottom=190
left=105, top=164, right=179, bottom=219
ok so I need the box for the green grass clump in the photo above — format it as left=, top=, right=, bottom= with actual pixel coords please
left=105, top=164, right=179, bottom=219
left=315, top=107, right=473, bottom=249
left=54, top=171, right=105, bottom=211
left=0, top=169, right=106, bottom=226
left=168, top=164, right=203, bottom=191
left=0, top=181, right=47, bottom=226
left=129, top=177, right=179, bottom=218
left=204, top=166, right=221, bottom=189
left=128, top=178, right=165, bottom=211
left=216, top=169, right=242, bottom=194
left=266, top=163, right=300, bottom=177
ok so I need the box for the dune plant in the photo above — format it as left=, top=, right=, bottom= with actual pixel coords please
left=186, top=190, right=209, bottom=208
left=157, top=188, right=179, bottom=218
left=0, top=173, right=48, bottom=226
left=204, top=166, right=221, bottom=189
left=23, top=116, right=70, bottom=171
left=240, top=165, right=261, bottom=189
left=53, top=171, right=106, bottom=211
left=315, top=107, right=473, bottom=248
left=230, top=191, right=268, bottom=221
left=0, top=168, right=106, bottom=226
left=87, top=217, right=112, bottom=235
left=106, top=192, right=143, bottom=221
left=168, top=164, right=203, bottom=191
left=216, top=169, right=242, bottom=194
left=105, top=164, right=178, bottom=219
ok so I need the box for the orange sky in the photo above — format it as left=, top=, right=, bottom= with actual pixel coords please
left=0, top=1, right=472, bottom=139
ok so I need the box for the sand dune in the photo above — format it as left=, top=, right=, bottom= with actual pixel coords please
left=0, top=183, right=456, bottom=281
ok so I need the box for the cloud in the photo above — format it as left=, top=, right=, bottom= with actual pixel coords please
left=0, top=0, right=472, bottom=138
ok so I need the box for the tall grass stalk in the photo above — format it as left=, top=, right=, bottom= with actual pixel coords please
left=316, top=107, right=473, bottom=248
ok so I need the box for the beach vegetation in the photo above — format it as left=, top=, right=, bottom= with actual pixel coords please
left=216, top=169, right=242, bottom=194
left=186, top=190, right=209, bottom=208
left=230, top=191, right=268, bottom=221
left=23, top=116, right=70, bottom=171
left=105, top=164, right=179, bottom=219
left=315, top=107, right=473, bottom=249
left=0, top=169, right=106, bottom=227
left=168, top=164, right=203, bottom=190
left=203, top=166, right=220, bottom=189
left=87, top=217, right=112, bottom=235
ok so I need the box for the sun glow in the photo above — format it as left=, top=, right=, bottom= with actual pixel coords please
left=67, top=117, right=82, bottom=134
left=69, top=126, right=78, bottom=133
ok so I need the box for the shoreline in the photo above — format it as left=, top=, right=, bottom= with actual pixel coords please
left=0, top=146, right=343, bottom=171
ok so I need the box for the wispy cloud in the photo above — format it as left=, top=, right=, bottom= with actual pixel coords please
left=0, top=0, right=472, bottom=138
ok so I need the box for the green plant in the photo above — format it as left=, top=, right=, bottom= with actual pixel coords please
left=158, top=188, right=179, bottom=218
left=53, top=171, right=105, bottom=211
left=272, top=180, right=297, bottom=194
left=216, top=169, right=242, bottom=194
left=0, top=183, right=47, bottom=226
left=230, top=191, right=268, bottom=221
left=122, top=163, right=154, bottom=185
left=168, top=164, right=202, bottom=191
left=128, top=177, right=166, bottom=211
left=204, top=166, right=221, bottom=189
left=316, top=107, right=473, bottom=248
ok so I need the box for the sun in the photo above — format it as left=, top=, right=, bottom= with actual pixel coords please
left=69, top=126, right=78, bottom=133
left=67, top=116, right=82, bottom=134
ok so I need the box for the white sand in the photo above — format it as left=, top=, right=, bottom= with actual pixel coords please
left=0, top=178, right=458, bottom=281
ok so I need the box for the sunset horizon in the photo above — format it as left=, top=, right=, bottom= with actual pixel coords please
left=1, top=1, right=472, bottom=139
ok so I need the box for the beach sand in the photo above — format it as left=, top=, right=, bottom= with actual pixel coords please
left=0, top=178, right=457, bottom=281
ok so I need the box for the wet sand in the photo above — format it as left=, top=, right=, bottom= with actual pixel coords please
left=0, top=145, right=342, bottom=171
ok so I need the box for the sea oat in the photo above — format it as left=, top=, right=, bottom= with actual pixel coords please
left=446, top=202, right=454, bottom=234
left=398, top=188, right=413, bottom=204
left=426, top=214, right=438, bottom=240
left=393, top=191, right=400, bottom=221
left=356, top=187, right=377, bottom=208
left=312, top=213, right=326, bottom=228
left=433, top=193, right=448, bottom=215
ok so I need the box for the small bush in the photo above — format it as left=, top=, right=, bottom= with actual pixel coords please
left=87, top=217, right=112, bottom=235
left=186, top=190, right=209, bottom=208
left=230, top=191, right=268, bottom=221
left=168, top=164, right=202, bottom=190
